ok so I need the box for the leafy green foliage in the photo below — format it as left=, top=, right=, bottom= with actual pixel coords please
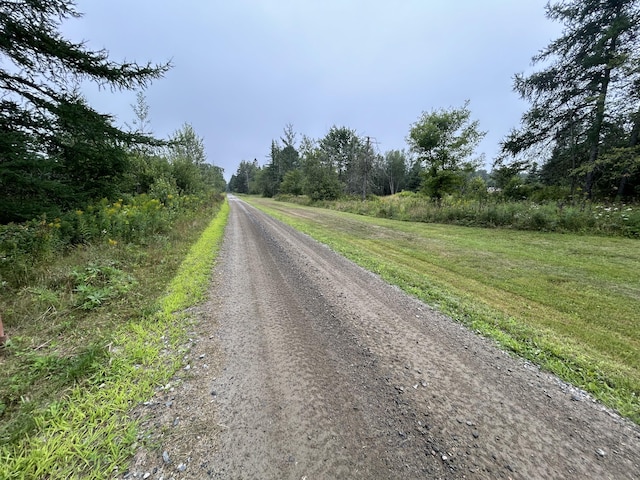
left=169, top=122, right=206, bottom=166
left=123, top=153, right=177, bottom=199
left=0, top=195, right=228, bottom=478
left=407, top=101, right=486, bottom=200
left=279, top=169, right=304, bottom=196
left=233, top=125, right=383, bottom=200
left=0, top=192, right=220, bottom=289
left=285, top=194, right=640, bottom=237
left=71, top=263, right=135, bottom=310
left=318, top=126, right=363, bottom=193
left=301, top=142, right=344, bottom=201
left=259, top=125, right=301, bottom=197
left=379, top=149, right=410, bottom=195
left=166, top=122, right=227, bottom=196
left=229, top=159, right=261, bottom=194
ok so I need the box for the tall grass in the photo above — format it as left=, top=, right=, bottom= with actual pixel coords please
left=275, top=193, right=640, bottom=237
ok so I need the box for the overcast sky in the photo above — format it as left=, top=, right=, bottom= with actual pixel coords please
left=63, top=1, right=562, bottom=181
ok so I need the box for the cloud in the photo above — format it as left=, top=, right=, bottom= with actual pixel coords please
left=64, top=0, right=561, bottom=180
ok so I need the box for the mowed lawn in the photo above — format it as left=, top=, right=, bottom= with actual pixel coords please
left=246, top=197, right=640, bottom=423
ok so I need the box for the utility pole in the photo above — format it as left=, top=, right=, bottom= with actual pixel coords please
left=362, top=136, right=370, bottom=201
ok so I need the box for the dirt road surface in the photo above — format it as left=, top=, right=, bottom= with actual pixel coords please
left=126, top=196, right=640, bottom=479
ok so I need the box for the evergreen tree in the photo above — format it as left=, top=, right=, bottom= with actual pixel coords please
left=0, top=0, right=170, bottom=221
left=260, top=125, right=300, bottom=197
left=279, top=169, right=304, bottom=195
left=229, top=159, right=260, bottom=194
left=500, top=0, right=640, bottom=199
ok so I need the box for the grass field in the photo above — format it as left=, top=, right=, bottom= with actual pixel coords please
left=246, top=196, right=640, bottom=424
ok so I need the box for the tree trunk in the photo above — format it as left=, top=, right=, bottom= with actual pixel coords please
left=585, top=69, right=611, bottom=198
left=585, top=3, right=622, bottom=199
left=570, top=116, right=577, bottom=199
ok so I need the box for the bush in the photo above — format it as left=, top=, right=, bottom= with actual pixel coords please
left=274, top=194, right=313, bottom=206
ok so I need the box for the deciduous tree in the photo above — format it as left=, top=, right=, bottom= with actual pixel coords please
left=407, top=101, right=485, bottom=200
left=382, top=149, right=409, bottom=195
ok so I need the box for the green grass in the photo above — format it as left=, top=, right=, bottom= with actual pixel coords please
left=246, top=196, right=640, bottom=424
left=0, top=198, right=229, bottom=479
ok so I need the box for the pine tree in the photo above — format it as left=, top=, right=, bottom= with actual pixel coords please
left=0, top=0, right=170, bottom=221
left=500, top=0, right=640, bottom=199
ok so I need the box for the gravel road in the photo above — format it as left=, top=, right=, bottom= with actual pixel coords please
left=125, top=195, right=640, bottom=479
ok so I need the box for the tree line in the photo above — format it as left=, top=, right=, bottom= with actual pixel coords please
left=231, top=0, right=640, bottom=203
left=0, top=0, right=224, bottom=224
left=229, top=116, right=483, bottom=202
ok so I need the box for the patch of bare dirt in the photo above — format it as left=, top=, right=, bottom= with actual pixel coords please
left=122, top=196, right=640, bottom=479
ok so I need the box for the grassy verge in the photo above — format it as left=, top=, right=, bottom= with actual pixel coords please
left=275, top=193, right=640, bottom=237
left=247, top=196, right=640, bottom=424
left=0, top=198, right=229, bottom=479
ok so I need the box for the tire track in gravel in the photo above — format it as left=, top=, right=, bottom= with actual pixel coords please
left=125, top=195, right=640, bottom=479
left=208, top=196, right=640, bottom=479
left=207, top=197, right=450, bottom=478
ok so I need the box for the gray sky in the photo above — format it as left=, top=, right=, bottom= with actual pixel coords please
left=63, top=1, right=561, bottom=181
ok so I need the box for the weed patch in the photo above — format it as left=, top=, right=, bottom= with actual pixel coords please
left=0, top=197, right=229, bottom=479
left=71, top=262, right=136, bottom=310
